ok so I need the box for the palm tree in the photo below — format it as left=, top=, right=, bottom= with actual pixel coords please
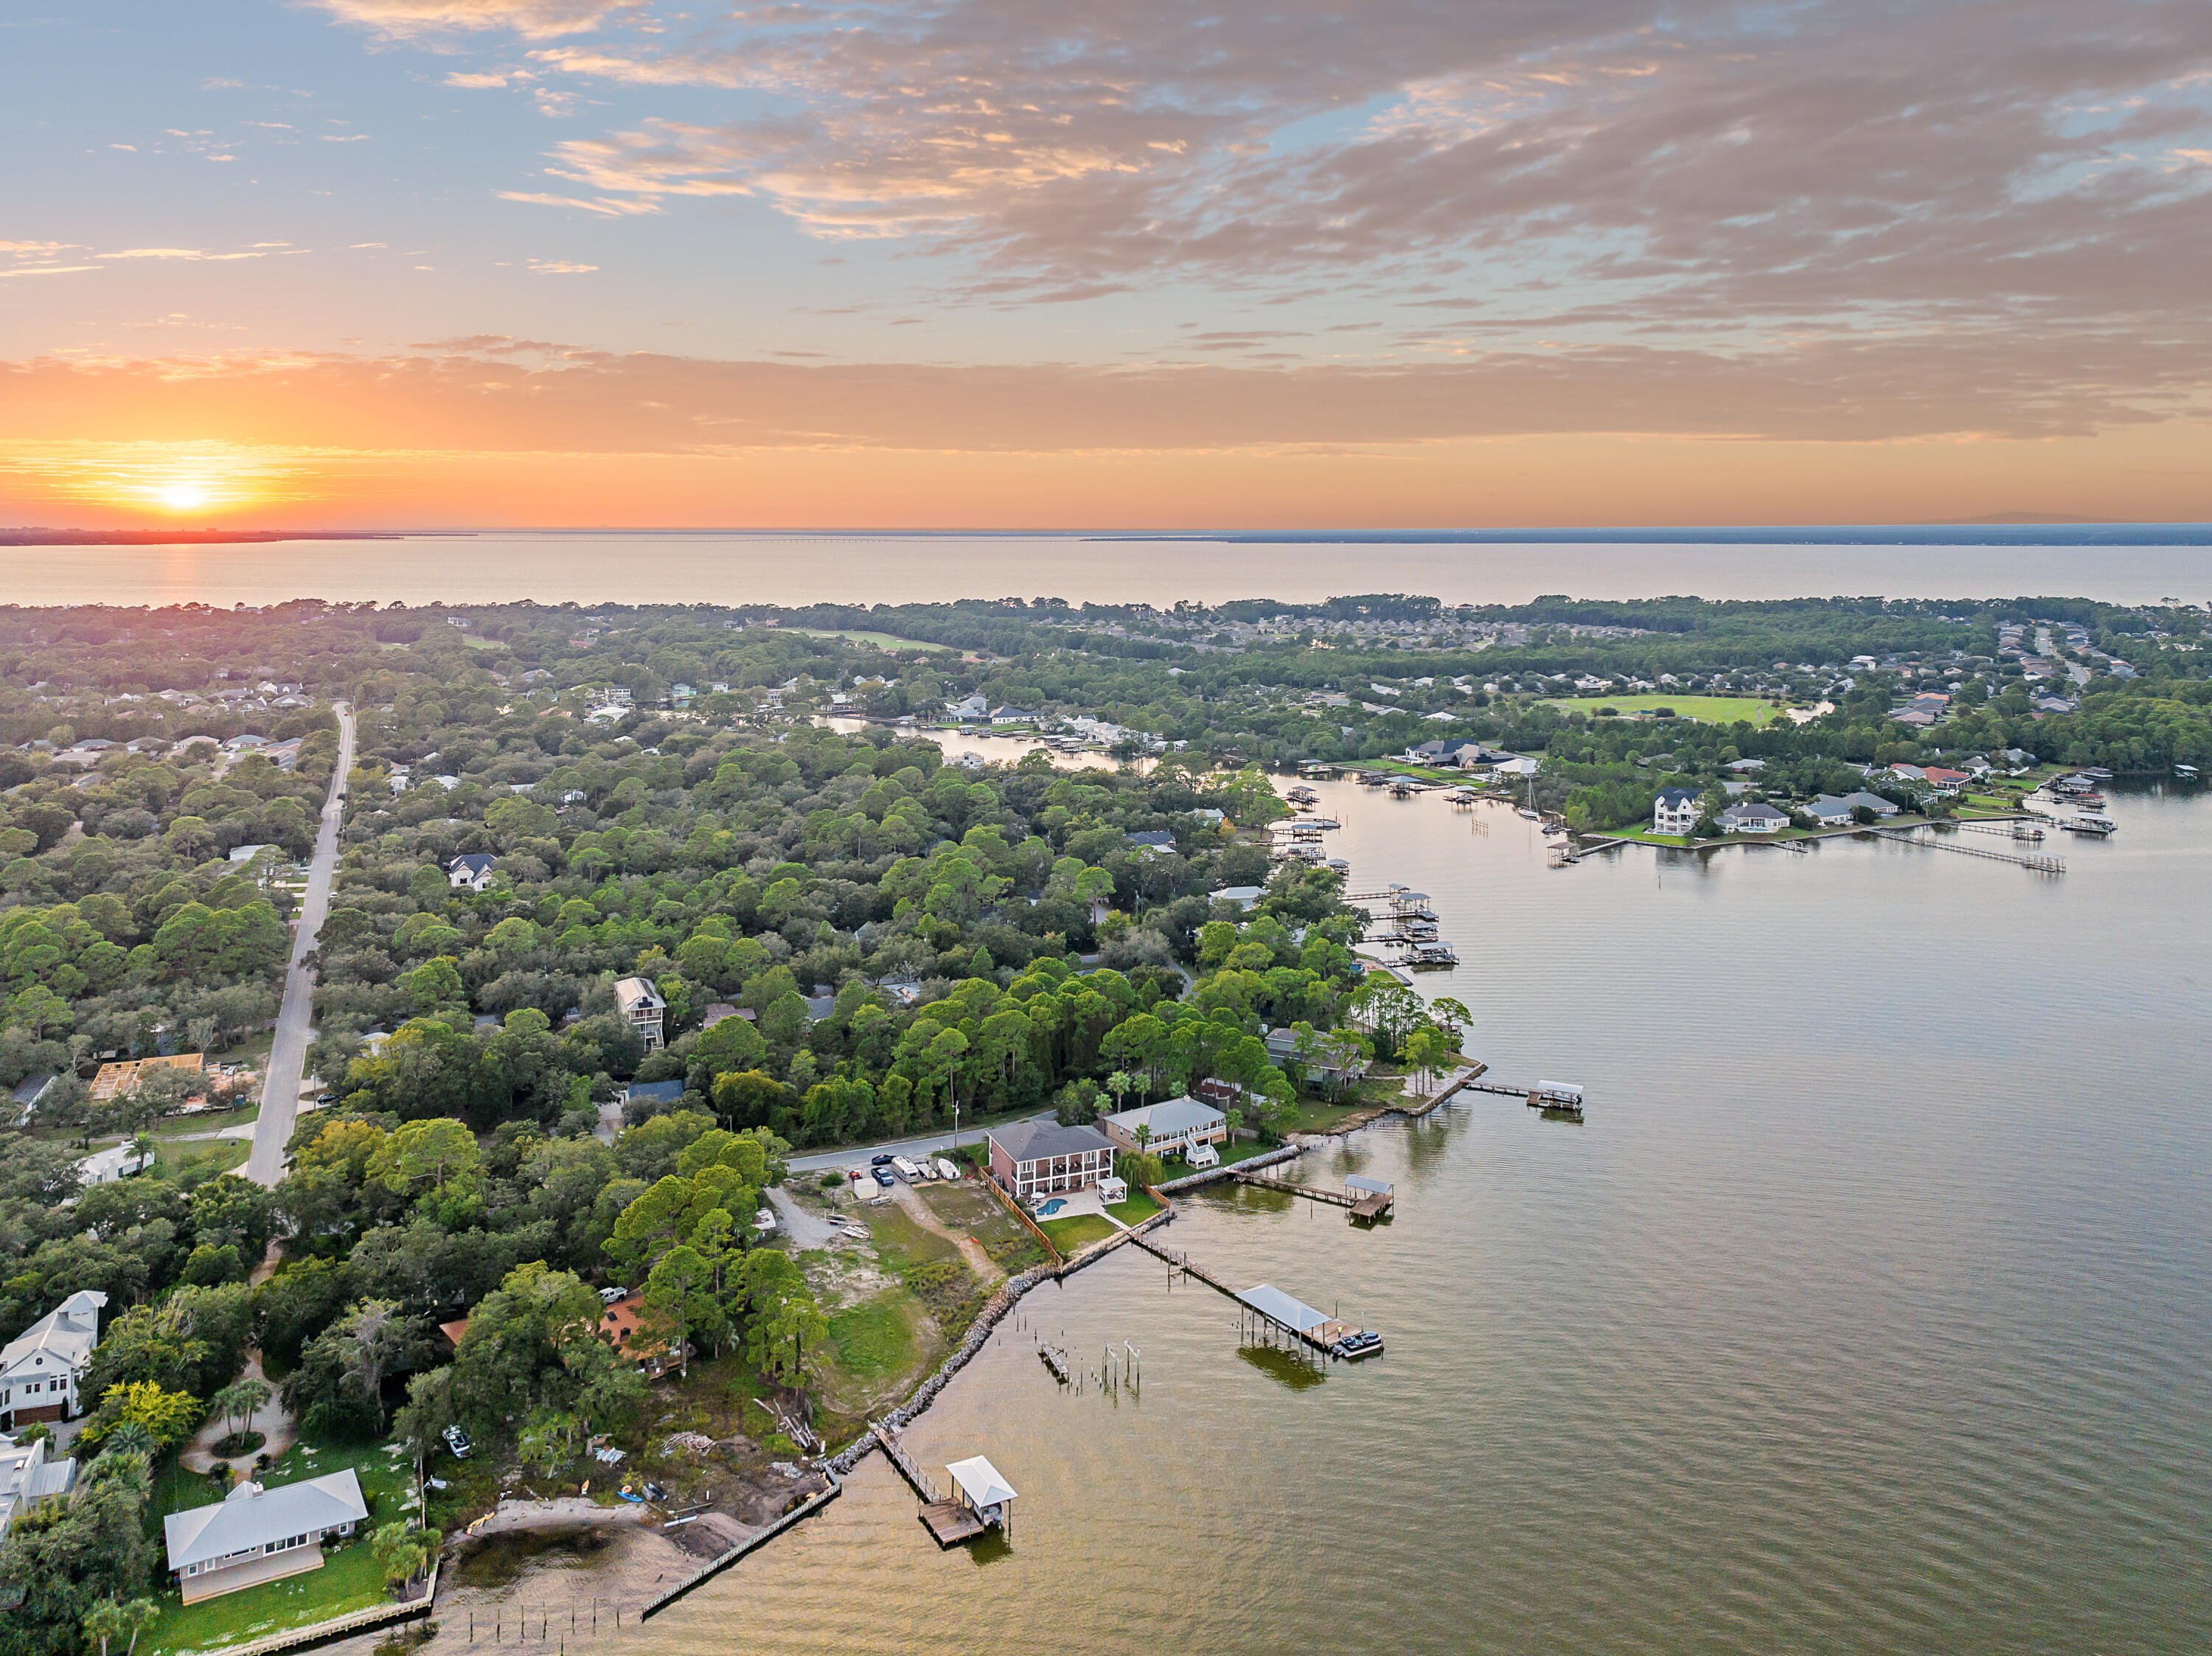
left=210, top=1376, right=271, bottom=1441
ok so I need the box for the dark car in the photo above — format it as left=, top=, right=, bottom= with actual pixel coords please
left=442, top=1424, right=473, bottom=1459
left=870, top=1153, right=896, bottom=1166
left=872, top=1166, right=897, bottom=1188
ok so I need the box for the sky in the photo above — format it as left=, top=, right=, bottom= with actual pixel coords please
left=2, top=0, right=2210, bottom=529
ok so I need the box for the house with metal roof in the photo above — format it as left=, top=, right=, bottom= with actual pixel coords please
left=162, top=1469, right=369, bottom=1603
left=1099, top=1096, right=1228, bottom=1161
left=986, top=1120, right=1116, bottom=1201
left=0, top=1290, right=105, bottom=1429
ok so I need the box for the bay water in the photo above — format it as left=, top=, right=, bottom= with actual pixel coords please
left=644, top=779, right=2212, bottom=1655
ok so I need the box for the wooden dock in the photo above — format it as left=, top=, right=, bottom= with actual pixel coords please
left=1463, top=1079, right=1585, bottom=1115
left=919, top=1501, right=987, bottom=1545
left=1233, top=1171, right=1393, bottom=1218
left=871, top=1422, right=940, bottom=1502
left=1873, top=826, right=2064, bottom=873
left=1037, top=1342, right=1070, bottom=1383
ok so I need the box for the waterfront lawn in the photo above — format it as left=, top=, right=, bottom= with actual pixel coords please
left=1105, top=1190, right=1162, bottom=1226
left=142, top=1437, right=417, bottom=1656
left=1166, top=1139, right=1276, bottom=1176
left=1037, top=1214, right=1119, bottom=1253
left=919, top=1182, right=1047, bottom=1273
left=824, top=1291, right=918, bottom=1381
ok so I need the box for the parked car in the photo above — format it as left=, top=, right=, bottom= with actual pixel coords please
left=870, top=1153, right=896, bottom=1167
left=442, top=1424, right=473, bottom=1459
left=872, top=1166, right=897, bottom=1188
left=599, top=1285, right=628, bottom=1305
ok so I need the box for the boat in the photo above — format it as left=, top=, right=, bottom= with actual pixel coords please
left=2078, top=767, right=2112, bottom=779
left=1516, top=807, right=1541, bottom=821
left=2177, top=764, right=2199, bottom=777
left=1407, top=942, right=1458, bottom=967
left=2070, top=792, right=2107, bottom=807
left=2059, top=814, right=2118, bottom=835
left=1330, top=1330, right=1385, bottom=1360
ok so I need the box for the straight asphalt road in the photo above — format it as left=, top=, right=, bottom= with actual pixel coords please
left=785, top=1112, right=1052, bottom=1175
left=246, top=703, right=355, bottom=1187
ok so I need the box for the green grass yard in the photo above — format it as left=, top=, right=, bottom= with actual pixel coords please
left=824, top=1291, right=917, bottom=1381
left=1037, top=1213, right=1119, bottom=1253
left=1546, top=694, right=1790, bottom=726
left=1105, top=1190, right=1162, bottom=1226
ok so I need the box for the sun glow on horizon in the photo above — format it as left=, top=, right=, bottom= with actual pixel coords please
left=156, top=482, right=210, bottom=512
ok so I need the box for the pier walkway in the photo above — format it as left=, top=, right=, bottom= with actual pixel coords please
left=1873, top=826, right=2065, bottom=872
left=1234, top=1170, right=1393, bottom=1218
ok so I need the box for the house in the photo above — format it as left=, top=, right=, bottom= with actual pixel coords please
left=0, top=1432, right=77, bottom=1540
left=1804, top=796, right=1858, bottom=827
left=1719, top=801, right=1791, bottom=834
left=1099, top=1096, right=1229, bottom=1160
left=1123, top=830, right=1178, bottom=855
left=989, top=706, right=1040, bottom=726
left=1208, top=886, right=1265, bottom=910
left=1262, top=1026, right=1367, bottom=1088
left=1405, top=737, right=1485, bottom=768
left=1722, top=757, right=1767, bottom=773
left=945, top=693, right=989, bottom=720
left=598, top=1298, right=686, bottom=1379
left=613, top=977, right=665, bottom=1052
left=75, top=1143, right=155, bottom=1186
left=698, top=1003, right=745, bottom=1029
left=1, top=1291, right=106, bottom=1430
left=1889, top=709, right=1937, bottom=728
left=88, top=1053, right=204, bottom=1102
left=1840, top=790, right=1900, bottom=817
left=447, top=852, right=498, bottom=891
left=162, top=1470, right=369, bottom=1604
left=986, top=1121, right=1116, bottom=1200
left=619, top=1079, right=684, bottom=1113
left=228, top=843, right=275, bottom=865
left=1919, top=766, right=1969, bottom=794
left=1652, top=787, right=1701, bottom=835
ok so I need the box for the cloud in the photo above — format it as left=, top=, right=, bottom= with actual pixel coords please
left=495, top=189, right=660, bottom=215
left=97, top=246, right=309, bottom=261
left=0, top=240, right=80, bottom=256
left=319, top=133, right=372, bottom=142
left=0, top=265, right=101, bottom=279
left=526, top=259, right=597, bottom=272
left=444, top=71, right=514, bottom=88
left=310, top=0, right=640, bottom=41
left=1, top=333, right=2194, bottom=459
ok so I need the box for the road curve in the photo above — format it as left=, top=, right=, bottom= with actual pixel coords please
left=246, top=702, right=355, bottom=1186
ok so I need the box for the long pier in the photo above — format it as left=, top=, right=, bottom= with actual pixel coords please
left=1874, top=827, right=2065, bottom=873
left=1461, top=1079, right=1585, bottom=1116
left=1234, top=1171, right=1393, bottom=1218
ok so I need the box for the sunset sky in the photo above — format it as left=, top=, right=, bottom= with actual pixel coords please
left=4, top=0, right=2210, bottom=528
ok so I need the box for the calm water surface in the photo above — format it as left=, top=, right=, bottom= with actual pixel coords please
left=8, top=529, right=2211, bottom=607
left=637, top=783, right=2212, bottom=1655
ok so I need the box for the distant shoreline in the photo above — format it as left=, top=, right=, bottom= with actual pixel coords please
left=0, top=529, right=456, bottom=546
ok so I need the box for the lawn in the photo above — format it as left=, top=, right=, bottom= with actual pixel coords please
left=1546, top=694, right=1788, bottom=726
left=1037, top=1213, right=1119, bottom=1253
left=824, top=1292, right=917, bottom=1380
left=1105, top=1191, right=1162, bottom=1226
left=142, top=1436, right=419, bottom=1656
left=918, top=1182, right=1048, bottom=1273
left=152, top=1137, right=251, bottom=1176
left=789, top=626, right=950, bottom=653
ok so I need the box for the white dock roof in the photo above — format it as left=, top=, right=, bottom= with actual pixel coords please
left=1236, top=1284, right=1330, bottom=1333
left=945, top=1456, right=1017, bottom=1509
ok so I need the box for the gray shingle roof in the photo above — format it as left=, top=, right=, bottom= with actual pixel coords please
left=988, top=1120, right=1115, bottom=1164
left=163, top=1470, right=368, bottom=1571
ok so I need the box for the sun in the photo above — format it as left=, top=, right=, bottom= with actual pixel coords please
left=157, top=483, right=210, bottom=512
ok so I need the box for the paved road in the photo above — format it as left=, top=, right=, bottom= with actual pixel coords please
left=785, top=1112, right=1051, bottom=1175
left=246, top=703, right=355, bottom=1186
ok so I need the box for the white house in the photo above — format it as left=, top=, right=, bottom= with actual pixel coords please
left=1208, top=885, right=1265, bottom=910
left=447, top=853, right=498, bottom=891
left=1719, top=801, right=1791, bottom=834
left=0, top=1290, right=105, bottom=1430
left=75, top=1143, right=154, bottom=1187
left=945, top=693, right=989, bottom=720
left=163, top=1470, right=369, bottom=1604
left=1099, top=1096, right=1229, bottom=1160
left=1652, top=787, right=1701, bottom=835
left=989, top=706, right=1040, bottom=726
left=0, top=1432, right=76, bottom=1540
left=613, top=976, right=666, bottom=1052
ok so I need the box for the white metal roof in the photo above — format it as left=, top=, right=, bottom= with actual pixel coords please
left=163, top=1469, right=368, bottom=1570
left=1235, top=1284, right=1330, bottom=1333
left=1343, top=1175, right=1393, bottom=1196
left=945, top=1456, right=1017, bottom=1509
left=1102, top=1097, right=1226, bottom=1138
